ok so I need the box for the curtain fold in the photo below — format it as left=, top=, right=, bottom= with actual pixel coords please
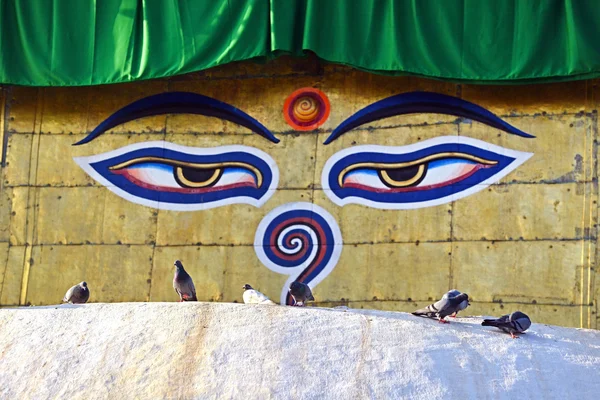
left=1, top=0, right=599, bottom=86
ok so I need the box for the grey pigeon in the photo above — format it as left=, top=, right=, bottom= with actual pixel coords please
left=412, top=292, right=469, bottom=323
left=62, top=281, right=90, bottom=304
left=482, top=311, right=531, bottom=338
left=173, top=260, right=197, bottom=302
left=242, top=284, right=276, bottom=305
left=443, top=289, right=470, bottom=317
left=289, top=281, right=314, bottom=306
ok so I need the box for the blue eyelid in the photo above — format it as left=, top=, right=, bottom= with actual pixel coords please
left=324, top=91, right=535, bottom=144
left=73, top=92, right=279, bottom=146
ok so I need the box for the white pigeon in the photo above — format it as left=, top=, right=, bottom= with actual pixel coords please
left=242, top=284, right=276, bottom=305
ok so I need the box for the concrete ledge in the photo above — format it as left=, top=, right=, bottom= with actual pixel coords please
left=1, top=303, right=599, bottom=399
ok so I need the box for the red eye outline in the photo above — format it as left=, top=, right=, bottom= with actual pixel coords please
left=283, top=88, right=330, bottom=131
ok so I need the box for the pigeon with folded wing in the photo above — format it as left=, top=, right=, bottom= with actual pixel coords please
left=443, top=289, right=470, bottom=317
left=412, top=292, right=469, bottom=323
left=289, top=281, right=314, bottom=306
left=173, top=260, right=197, bottom=302
left=63, top=281, right=90, bottom=304
left=482, top=311, right=531, bottom=338
left=242, top=284, right=276, bottom=305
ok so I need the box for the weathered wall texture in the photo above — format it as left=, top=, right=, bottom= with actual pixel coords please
left=0, top=57, right=598, bottom=328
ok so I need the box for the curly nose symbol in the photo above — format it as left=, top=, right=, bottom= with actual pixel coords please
left=254, top=202, right=342, bottom=305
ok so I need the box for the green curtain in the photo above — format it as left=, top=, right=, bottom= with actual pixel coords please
left=1, top=0, right=599, bottom=86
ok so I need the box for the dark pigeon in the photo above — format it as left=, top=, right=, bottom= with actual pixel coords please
left=173, top=260, right=197, bottom=302
left=443, top=289, right=470, bottom=318
left=412, top=292, right=469, bottom=323
left=63, top=281, right=90, bottom=304
left=288, top=281, right=314, bottom=306
left=482, top=311, right=531, bottom=338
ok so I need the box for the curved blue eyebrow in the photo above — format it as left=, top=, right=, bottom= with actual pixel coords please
left=323, top=91, right=535, bottom=144
left=73, top=92, right=279, bottom=146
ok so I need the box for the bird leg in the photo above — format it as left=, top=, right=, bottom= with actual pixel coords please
left=450, top=312, right=457, bottom=318
left=510, top=333, right=519, bottom=339
left=438, top=318, right=449, bottom=324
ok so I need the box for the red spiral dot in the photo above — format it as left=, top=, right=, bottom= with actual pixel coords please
left=283, top=88, right=331, bottom=131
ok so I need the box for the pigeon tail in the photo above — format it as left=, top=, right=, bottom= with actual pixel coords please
left=412, top=304, right=438, bottom=318
left=481, top=319, right=501, bottom=327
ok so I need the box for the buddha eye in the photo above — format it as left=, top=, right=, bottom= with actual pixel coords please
left=74, top=141, right=278, bottom=211
left=322, top=136, right=532, bottom=209
left=109, top=158, right=261, bottom=192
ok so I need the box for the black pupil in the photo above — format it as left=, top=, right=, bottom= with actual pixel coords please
left=379, top=164, right=427, bottom=187
left=178, top=167, right=218, bottom=186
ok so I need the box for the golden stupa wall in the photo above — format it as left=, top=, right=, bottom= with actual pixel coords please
left=0, top=57, right=597, bottom=329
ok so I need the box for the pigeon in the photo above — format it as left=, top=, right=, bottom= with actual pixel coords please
left=443, top=289, right=470, bottom=317
left=412, top=292, right=469, bottom=323
left=62, top=281, right=90, bottom=304
left=481, top=311, right=531, bottom=338
left=288, top=281, right=314, bottom=306
left=242, top=284, right=276, bottom=305
left=173, top=260, right=197, bottom=302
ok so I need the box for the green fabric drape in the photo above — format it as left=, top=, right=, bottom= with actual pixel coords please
left=1, top=0, right=599, bottom=86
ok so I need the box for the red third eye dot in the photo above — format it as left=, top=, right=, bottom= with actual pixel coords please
left=283, top=88, right=330, bottom=131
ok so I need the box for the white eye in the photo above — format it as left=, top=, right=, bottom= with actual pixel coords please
left=73, top=141, right=279, bottom=211
left=413, top=159, right=484, bottom=188
left=341, top=158, right=489, bottom=192
left=212, top=168, right=257, bottom=188
left=321, top=136, right=533, bottom=209
left=113, top=163, right=258, bottom=191
left=118, top=163, right=181, bottom=189
left=343, top=169, right=388, bottom=190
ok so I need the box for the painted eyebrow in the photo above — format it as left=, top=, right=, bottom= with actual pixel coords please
left=323, top=91, right=535, bottom=145
left=73, top=92, right=279, bottom=146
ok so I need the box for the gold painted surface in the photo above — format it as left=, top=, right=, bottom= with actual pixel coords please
left=0, top=188, right=10, bottom=242
left=0, top=88, right=5, bottom=162
left=32, top=187, right=157, bottom=245
left=38, top=133, right=168, bottom=187
left=3, top=134, right=33, bottom=186
left=6, top=87, right=39, bottom=133
left=0, top=246, right=25, bottom=305
left=461, top=81, right=589, bottom=115
left=452, top=241, right=587, bottom=305
left=459, top=114, right=590, bottom=183
left=321, top=70, right=457, bottom=131
left=0, top=59, right=597, bottom=328
left=150, top=245, right=288, bottom=303
left=86, top=81, right=169, bottom=134
left=315, top=242, right=451, bottom=303
left=156, top=189, right=311, bottom=246
left=313, top=189, right=452, bottom=244
left=452, top=183, right=587, bottom=241
left=0, top=242, right=9, bottom=300
left=150, top=245, right=226, bottom=302
left=8, top=187, right=28, bottom=246
left=25, top=245, right=153, bottom=305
